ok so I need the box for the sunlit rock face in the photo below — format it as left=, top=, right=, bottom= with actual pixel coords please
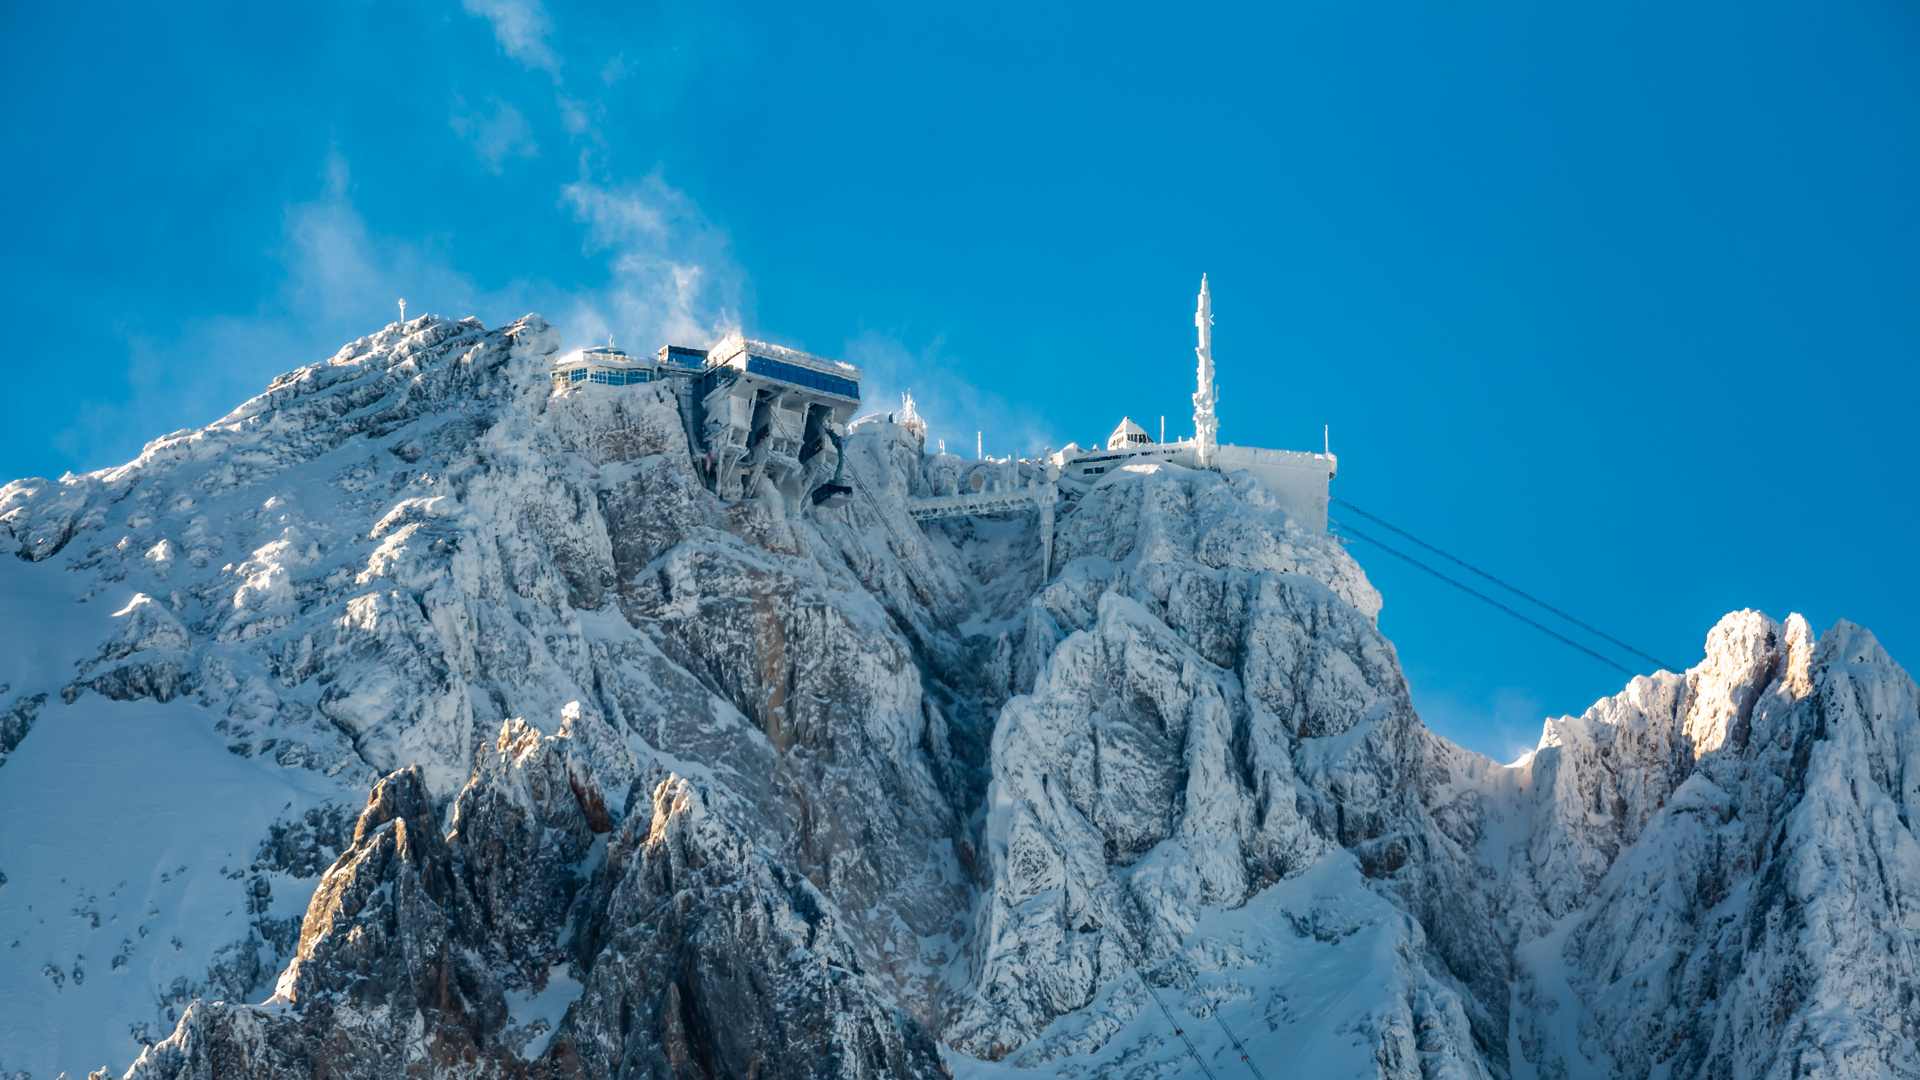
left=1506, top=612, right=1920, bottom=1080
left=0, top=316, right=1914, bottom=1080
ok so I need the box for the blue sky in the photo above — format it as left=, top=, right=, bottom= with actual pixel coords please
left=5, top=0, right=1916, bottom=760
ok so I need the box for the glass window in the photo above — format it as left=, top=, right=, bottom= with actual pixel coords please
left=742, top=355, right=859, bottom=400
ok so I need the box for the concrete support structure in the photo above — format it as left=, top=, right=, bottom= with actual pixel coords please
left=688, top=335, right=862, bottom=501
left=549, top=333, right=863, bottom=507
left=1212, top=445, right=1336, bottom=531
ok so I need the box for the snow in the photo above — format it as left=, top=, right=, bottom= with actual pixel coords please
left=0, top=692, right=339, bottom=1078
left=1508, top=911, right=1612, bottom=1080
left=0, top=313, right=1914, bottom=1079
left=503, top=965, right=585, bottom=1060
left=948, top=855, right=1471, bottom=1080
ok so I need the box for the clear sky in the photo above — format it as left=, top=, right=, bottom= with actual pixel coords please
left=5, top=0, right=1916, bottom=761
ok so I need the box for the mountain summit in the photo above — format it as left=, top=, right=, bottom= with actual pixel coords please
left=0, top=316, right=1914, bottom=1079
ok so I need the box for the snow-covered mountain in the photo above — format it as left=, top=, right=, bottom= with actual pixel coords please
left=1, top=315, right=1914, bottom=1079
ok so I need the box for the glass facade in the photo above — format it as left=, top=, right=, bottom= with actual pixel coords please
left=551, top=365, right=659, bottom=388
left=742, top=354, right=860, bottom=399
left=588, top=368, right=651, bottom=385
left=551, top=346, right=860, bottom=402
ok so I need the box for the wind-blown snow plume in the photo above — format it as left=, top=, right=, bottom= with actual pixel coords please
left=561, top=173, right=744, bottom=351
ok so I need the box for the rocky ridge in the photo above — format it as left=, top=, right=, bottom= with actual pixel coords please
left=0, top=315, right=1911, bottom=1079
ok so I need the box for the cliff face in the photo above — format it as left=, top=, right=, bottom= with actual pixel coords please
left=1501, top=613, right=1920, bottom=1079
left=0, top=316, right=1913, bottom=1080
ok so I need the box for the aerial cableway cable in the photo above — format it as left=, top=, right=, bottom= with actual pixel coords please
left=1133, top=969, right=1270, bottom=1080
left=1330, top=517, right=1636, bottom=676
left=1331, top=498, right=1681, bottom=673
left=1137, top=971, right=1224, bottom=1080
left=1211, top=1012, right=1270, bottom=1080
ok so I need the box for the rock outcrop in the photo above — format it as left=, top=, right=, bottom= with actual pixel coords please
left=0, top=314, right=1913, bottom=1079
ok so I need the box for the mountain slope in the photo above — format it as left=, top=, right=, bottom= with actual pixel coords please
left=0, top=315, right=1913, bottom=1079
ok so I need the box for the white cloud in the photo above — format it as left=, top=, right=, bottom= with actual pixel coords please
left=278, top=154, right=486, bottom=326
left=461, top=0, right=560, bottom=75
left=1406, top=678, right=1549, bottom=764
left=840, top=332, right=1056, bottom=461
left=560, top=172, right=746, bottom=353
left=450, top=96, right=540, bottom=172
left=599, top=53, right=632, bottom=87
left=555, top=93, right=596, bottom=138
left=55, top=155, right=502, bottom=470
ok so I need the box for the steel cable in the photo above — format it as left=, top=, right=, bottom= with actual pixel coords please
left=1331, top=498, right=1680, bottom=672
left=1210, top=1012, right=1270, bottom=1080
left=1138, top=972, right=1223, bottom=1080
left=1330, top=517, right=1634, bottom=675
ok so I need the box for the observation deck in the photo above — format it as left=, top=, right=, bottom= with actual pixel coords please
left=548, top=344, right=703, bottom=391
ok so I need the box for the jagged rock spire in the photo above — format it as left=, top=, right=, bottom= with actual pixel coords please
left=1192, top=274, right=1217, bottom=470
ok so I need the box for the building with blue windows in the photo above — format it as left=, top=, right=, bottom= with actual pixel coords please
left=549, top=332, right=863, bottom=504
left=547, top=342, right=706, bottom=390
left=691, top=334, right=863, bottom=500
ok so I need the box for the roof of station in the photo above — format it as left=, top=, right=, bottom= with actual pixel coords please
left=706, top=334, right=862, bottom=382
left=1107, top=416, right=1153, bottom=448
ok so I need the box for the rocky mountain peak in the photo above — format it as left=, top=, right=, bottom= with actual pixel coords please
left=0, top=315, right=1913, bottom=1079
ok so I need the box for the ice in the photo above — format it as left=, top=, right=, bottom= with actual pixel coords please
left=0, top=313, right=1913, bottom=1079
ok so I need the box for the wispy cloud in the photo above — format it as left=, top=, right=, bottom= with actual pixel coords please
left=1407, top=678, right=1549, bottom=764
left=461, top=0, right=560, bottom=75
left=560, top=172, right=745, bottom=351
left=840, top=332, right=1056, bottom=461
left=450, top=96, right=540, bottom=172
left=52, top=3, right=759, bottom=473
left=599, top=53, right=632, bottom=88
left=56, top=154, right=498, bottom=469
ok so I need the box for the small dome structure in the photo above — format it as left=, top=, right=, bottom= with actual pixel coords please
left=1105, top=416, right=1154, bottom=451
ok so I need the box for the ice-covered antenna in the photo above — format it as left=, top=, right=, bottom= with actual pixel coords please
left=1160, top=416, right=1165, bottom=443
left=1325, top=425, right=1330, bottom=455
left=977, top=431, right=983, bottom=459
left=609, top=334, right=615, bottom=348
left=397, top=298, right=406, bottom=325
left=1192, top=275, right=1217, bottom=469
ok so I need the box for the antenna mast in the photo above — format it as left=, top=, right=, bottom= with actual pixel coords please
left=397, top=298, right=406, bottom=325
left=1191, top=275, right=1218, bottom=469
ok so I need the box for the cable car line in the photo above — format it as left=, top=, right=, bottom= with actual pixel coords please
left=1330, top=498, right=1681, bottom=672
left=1211, top=1011, right=1269, bottom=1080
left=1138, top=972, right=1223, bottom=1080
left=1330, top=517, right=1634, bottom=676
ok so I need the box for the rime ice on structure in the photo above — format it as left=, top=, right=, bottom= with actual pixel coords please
left=1106, top=416, right=1154, bottom=450
left=548, top=340, right=704, bottom=390
left=1192, top=274, right=1218, bottom=470
left=693, top=334, right=863, bottom=500
left=553, top=275, right=1334, bottom=533
left=1055, top=275, right=1339, bottom=531
left=551, top=331, right=862, bottom=504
